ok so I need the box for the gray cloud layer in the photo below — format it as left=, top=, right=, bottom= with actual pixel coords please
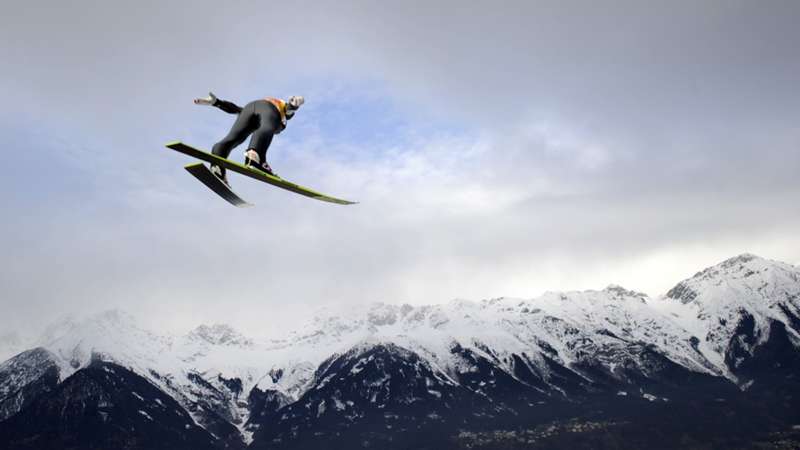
left=1, top=1, right=798, bottom=336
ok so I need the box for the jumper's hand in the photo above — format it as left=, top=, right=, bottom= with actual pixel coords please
left=193, top=92, right=218, bottom=106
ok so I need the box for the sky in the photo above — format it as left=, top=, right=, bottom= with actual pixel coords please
left=1, top=0, right=799, bottom=338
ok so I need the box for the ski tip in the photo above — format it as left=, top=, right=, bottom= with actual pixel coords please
left=316, top=197, right=358, bottom=205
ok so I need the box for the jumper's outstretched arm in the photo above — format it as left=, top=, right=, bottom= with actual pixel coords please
left=214, top=98, right=242, bottom=114
left=193, top=92, right=242, bottom=114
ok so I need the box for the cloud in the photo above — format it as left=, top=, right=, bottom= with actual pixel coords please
left=1, top=1, right=799, bottom=336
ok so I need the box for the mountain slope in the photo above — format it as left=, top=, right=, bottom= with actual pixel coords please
left=0, top=253, right=798, bottom=449
left=0, top=359, right=219, bottom=450
left=658, top=254, right=800, bottom=381
left=0, top=348, right=60, bottom=421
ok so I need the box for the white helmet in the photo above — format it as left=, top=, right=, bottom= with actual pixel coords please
left=287, top=95, right=305, bottom=109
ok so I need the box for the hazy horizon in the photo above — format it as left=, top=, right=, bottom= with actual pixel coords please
left=0, top=252, right=794, bottom=346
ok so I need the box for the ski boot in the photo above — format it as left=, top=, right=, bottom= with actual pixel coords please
left=244, top=149, right=278, bottom=177
left=209, top=164, right=230, bottom=188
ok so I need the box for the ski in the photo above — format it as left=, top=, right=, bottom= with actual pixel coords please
left=166, top=141, right=357, bottom=205
left=184, top=163, right=252, bottom=208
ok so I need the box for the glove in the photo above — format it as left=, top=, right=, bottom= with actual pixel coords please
left=193, top=92, right=218, bottom=106
left=287, top=95, right=305, bottom=110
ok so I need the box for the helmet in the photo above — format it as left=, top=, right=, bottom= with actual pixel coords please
left=287, top=96, right=305, bottom=109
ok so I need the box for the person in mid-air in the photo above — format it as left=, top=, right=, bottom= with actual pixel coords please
left=193, top=92, right=305, bottom=185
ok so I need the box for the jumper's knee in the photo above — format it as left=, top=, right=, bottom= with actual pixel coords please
left=212, top=140, right=234, bottom=157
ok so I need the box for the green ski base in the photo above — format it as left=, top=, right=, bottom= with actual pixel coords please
left=166, top=141, right=357, bottom=205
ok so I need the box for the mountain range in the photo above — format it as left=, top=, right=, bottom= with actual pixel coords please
left=1, top=253, right=799, bottom=449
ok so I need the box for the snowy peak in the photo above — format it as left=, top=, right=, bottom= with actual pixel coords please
left=366, top=303, right=405, bottom=327
left=31, top=310, right=175, bottom=379
left=603, top=285, right=648, bottom=302
left=188, top=324, right=252, bottom=347
left=665, top=253, right=800, bottom=306
left=655, top=254, right=800, bottom=377
left=38, top=310, right=141, bottom=345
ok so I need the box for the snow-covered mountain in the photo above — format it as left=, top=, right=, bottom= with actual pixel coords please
left=1, top=254, right=799, bottom=450
left=660, top=253, right=800, bottom=379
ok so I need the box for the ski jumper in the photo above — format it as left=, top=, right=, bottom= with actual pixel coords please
left=211, top=97, right=293, bottom=164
